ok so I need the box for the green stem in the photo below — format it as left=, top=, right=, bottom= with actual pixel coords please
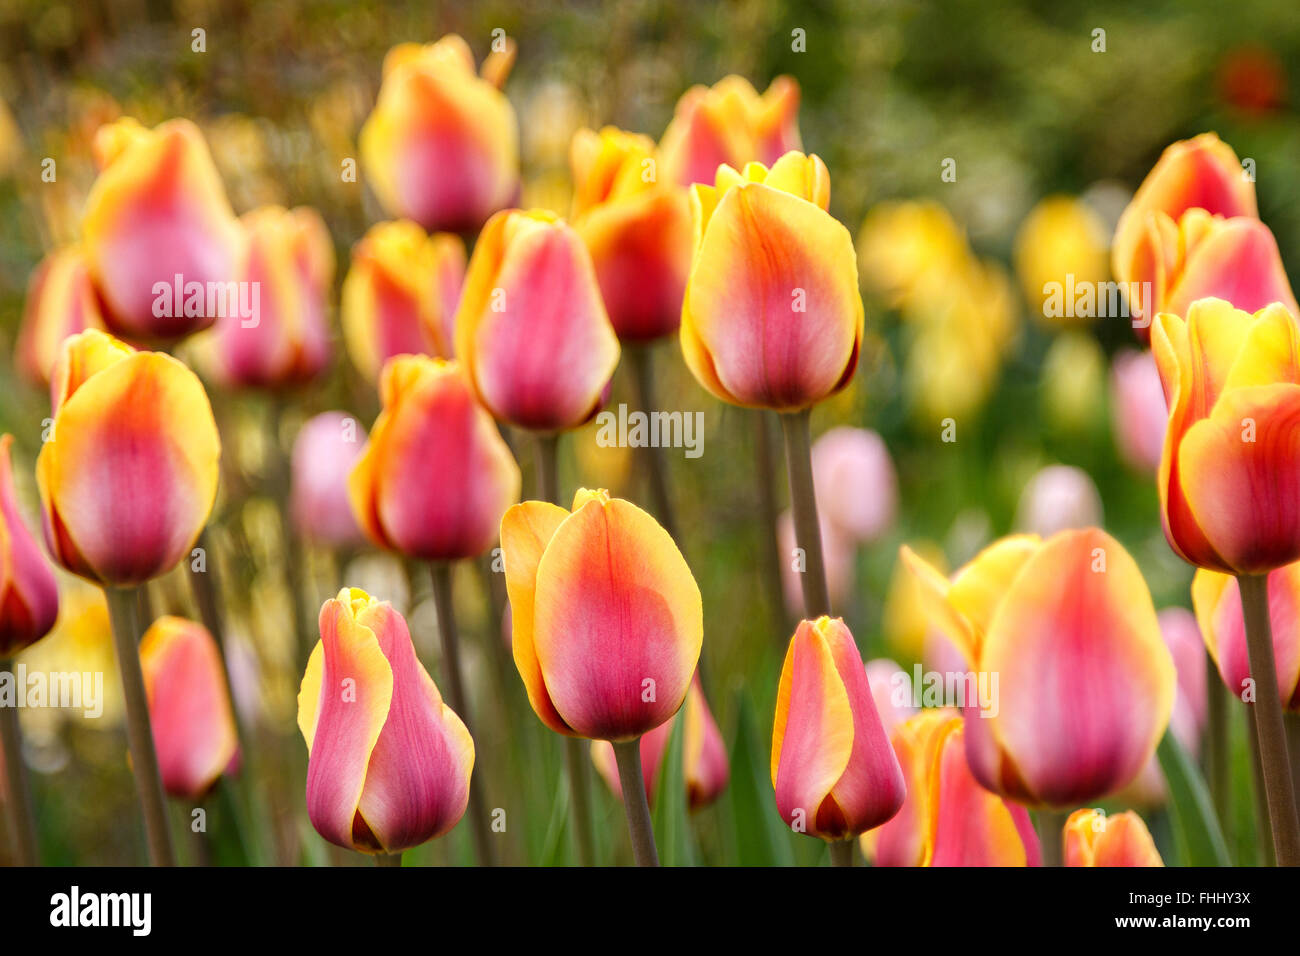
left=612, top=738, right=659, bottom=866
left=1037, top=809, right=1068, bottom=867
left=429, top=561, right=494, bottom=866
left=778, top=409, right=831, bottom=618
left=625, top=345, right=679, bottom=541
left=533, top=433, right=560, bottom=505
left=1245, top=703, right=1276, bottom=866
left=753, top=411, right=788, bottom=643
left=1204, top=657, right=1230, bottom=827
left=829, top=840, right=854, bottom=867
left=0, top=657, right=38, bottom=865
left=270, top=401, right=313, bottom=672
left=375, top=851, right=402, bottom=867
left=104, top=586, right=175, bottom=866
left=1237, top=572, right=1300, bottom=866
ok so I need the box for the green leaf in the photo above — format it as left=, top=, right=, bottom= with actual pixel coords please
left=723, top=688, right=796, bottom=867
left=1157, top=730, right=1231, bottom=866
left=651, top=716, right=697, bottom=866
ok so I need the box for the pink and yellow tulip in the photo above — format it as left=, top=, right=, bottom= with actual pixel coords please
left=681, top=153, right=864, bottom=411
left=1064, top=808, right=1164, bottom=867
left=139, top=616, right=239, bottom=801
left=499, top=489, right=702, bottom=740
left=456, top=210, right=619, bottom=432
left=36, top=330, right=220, bottom=586
left=1193, top=565, right=1300, bottom=709
left=297, top=588, right=474, bottom=854
left=290, top=412, right=368, bottom=549
left=349, top=356, right=520, bottom=561
left=15, top=247, right=106, bottom=387
left=771, top=616, right=905, bottom=841
left=901, top=528, right=1175, bottom=806
left=0, top=435, right=59, bottom=657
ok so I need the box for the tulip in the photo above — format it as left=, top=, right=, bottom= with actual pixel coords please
left=290, top=412, right=368, bottom=549
left=1041, top=330, right=1106, bottom=432
left=207, top=206, right=334, bottom=389
left=456, top=209, right=620, bottom=432
left=298, top=588, right=474, bottom=854
left=500, top=489, right=702, bottom=740
left=1013, top=195, right=1110, bottom=322
left=0, top=435, right=60, bottom=657
left=1110, top=348, right=1167, bottom=473
left=810, top=427, right=897, bottom=543
left=15, top=246, right=106, bottom=386
left=659, top=75, right=801, bottom=187
left=341, top=220, right=466, bottom=381
left=37, top=330, right=221, bottom=586
left=1192, top=566, right=1300, bottom=710
left=680, top=152, right=863, bottom=412
left=359, top=35, right=519, bottom=234
left=81, top=117, right=243, bottom=341
left=1064, top=809, right=1164, bottom=867
left=349, top=356, right=519, bottom=561
left=771, top=616, right=905, bottom=853
left=1152, top=299, right=1300, bottom=575
left=868, top=710, right=1041, bottom=867
left=857, top=200, right=971, bottom=314
left=864, top=659, right=916, bottom=736
left=1014, top=465, right=1103, bottom=537
left=591, top=674, right=729, bottom=811
left=901, top=528, right=1175, bottom=806
left=569, top=126, right=693, bottom=342
left=139, top=616, right=239, bottom=801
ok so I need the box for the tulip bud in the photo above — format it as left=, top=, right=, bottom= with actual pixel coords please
left=15, top=247, right=106, bottom=386
left=1152, top=299, right=1300, bottom=574
left=902, top=528, right=1175, bottom=806
left=569, top=127, right=692, bottom=341
left=681, top=152, right=864, bottom=411
left=290, top=412, right=368, bottom=549
left=298, top=588, right=474, bottom=853
left=771, top=616, right=905, bottom=841
left=456, top=209, right=620, bottom=431
left=810, top=427, right=897, bottom=543
left=659, top=75, right=801, bottom=187
left=1014, top=465, right=1104, bottom=537
left=500, top=489, right=702, bottom=740
left=1110, top=348, right=1167, bottom=474
left=1064, top=809, right=1164, bottom=866
left=341, top=220, right=466, bottom=381
left=36, top=330, right=221, bottom=585
left=1193, top=565, right=1300, bottom=709
left=0, top=435, right=59, bottom=656
left=139, top=616, right=239, bottom=800
left=359, top=36, right=519, bottom=234
left=349, top=356, right=520, bottom=560
left=207, top=206, right=334, bottom=389
left=591, top=674, right=729, bottom=811
left=81, top=118, right=242, bottom=341
left=868, top=710, right=1041, bottom=866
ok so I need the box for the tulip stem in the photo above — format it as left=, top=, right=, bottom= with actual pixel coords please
left=829, top=840, right=853, bottom=867
left=779, top=409, right=832, bottom=618
left=612, top=738, right=660, bottom=866
left=625, top=345, right=679, bottom=541
left=534, top=433, right=561, bottom=505
left=104, top=586, right=175, bottom=867
left=1245, top=703, right=1276, bottom=866
left=1037, top=810, right=1067, bottom=866
left=375, top=851, right=402, bottom=867
left=430, top=561, right=495, bottom=867
left=753, top=411, right=788, bottom=643
left=0, top=657, right=38, bottom=866
left=1236, top=572, right=1300, bottom=866
left=1204, top=658, right=1231, bottom=828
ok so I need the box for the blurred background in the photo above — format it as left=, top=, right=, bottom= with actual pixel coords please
left=1, top=0, right=1297, bottom=865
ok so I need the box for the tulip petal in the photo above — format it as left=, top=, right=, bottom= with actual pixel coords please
left=0, top=435, right=59, bottom=656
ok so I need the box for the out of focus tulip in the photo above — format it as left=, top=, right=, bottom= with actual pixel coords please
left=360, top=36, right=519, bottom=233
left=882, top=541, right=947, bottom=662
left=341, top=220, right=466, bottom=381
left=15, top=247, right=106, bottom=386
left=1217, top=46, right=1287, bottom=115
left=1193, top=565, right=1300, bottom=709
left=771, top=616, right=905, bottom=841
left=902, top=528, right=1175, bottom=806
left=858, top=200, right=971, bottom=313
left=207, top=206, right=334, bottom=389
left=139, top=616, right=239, bottom=800
left=298, top=588, right=474, bottom=853
left=659, top=75, right=800, bottom=187
left=36, top=330, right=220, bottom=585
left=349, top=356, right=519, bottom=560
left=1041, top=330, right=1106, bottom=432
left=499, top=489, right=702, bottom=740
left=0, top=435, right=59, bottom=656
left=778, top=507, right=853, bottom=618
left=1014, top=195, right=1110, bottom=322
left=868, top=710, right=1041, bottom=867
left=864, top=659, right=915, bottom=736
left=681, top=153, right=864, bottom=411
left=81, top=117, right=242, bottom=341
left=290, top=412, right=368, bottom=549
left=810, top=427, right=897, bottom=543
left=1014, top=464, right=1103, bottom=537
left=1064, top=809, right=1164, bottom=866
left=1152, top=299, right=1300, bottom=574
left=1110, top=348, right=1167, bottom=473
left=569, top=126, right=692, bottom=341
left=456, top=209, right=619, bottom=431
left=591, top=674, right=728, bottom=810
